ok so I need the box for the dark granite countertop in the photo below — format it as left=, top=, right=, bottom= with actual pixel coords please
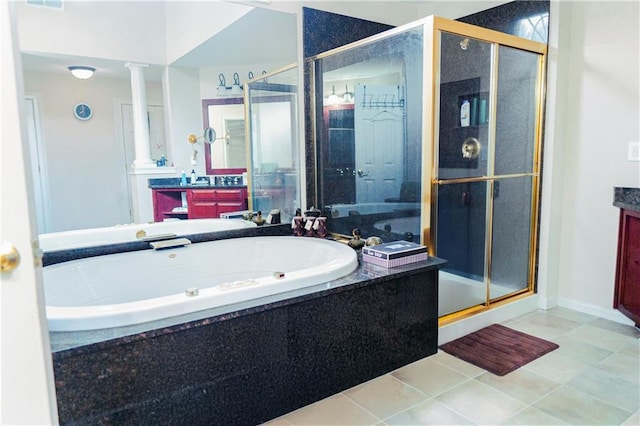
left=148, top=177, right=246, bottom=189
left=613, top=187, right=640, bottom=212
left=49, top=245, right=446, bottom=354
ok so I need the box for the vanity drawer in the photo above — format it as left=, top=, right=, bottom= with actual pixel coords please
left=215, top=188, right=246, bottom=201
left=188, top=189, right=217, bottom=201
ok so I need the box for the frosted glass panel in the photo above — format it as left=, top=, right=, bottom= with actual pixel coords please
left=494, top=47, right=539, bottom=175
left=438, top=33, right=492, bottom=180
left=436, top=181, right=488, bottom=315
left=490, top=176, right=533, bottom=298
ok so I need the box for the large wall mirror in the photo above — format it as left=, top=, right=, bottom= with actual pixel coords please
left=203, top=98, right=247, bottom=175
left=18, top=3, right=297, bottom=234
left=311, top=25, right=424, bottom=243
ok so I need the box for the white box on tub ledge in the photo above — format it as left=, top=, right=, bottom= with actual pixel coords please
left=362, top=240, right=428, bottom=268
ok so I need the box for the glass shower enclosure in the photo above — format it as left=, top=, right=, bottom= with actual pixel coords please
left=245, top=65, right=301, bottom=224
left=308, top=16, right=547, bottom=320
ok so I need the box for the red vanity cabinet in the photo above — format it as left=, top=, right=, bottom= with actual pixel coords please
left=211, top=188, right=248, bottom=217
left=614, top=208, right=640, bottom=326
left=152, top=187, right=247, bottom=222
left=187, top=189, right=218, bottom=219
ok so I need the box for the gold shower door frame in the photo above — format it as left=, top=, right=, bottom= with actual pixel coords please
left=419, top=17, right=547, bottom=324
left=305, top=15, right=547, bottom=323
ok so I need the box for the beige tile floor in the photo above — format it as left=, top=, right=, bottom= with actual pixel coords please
left=266, top=307, right=640, bottom=425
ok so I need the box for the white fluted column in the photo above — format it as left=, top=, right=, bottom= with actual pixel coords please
left=125, top=62, right=155, bottom=169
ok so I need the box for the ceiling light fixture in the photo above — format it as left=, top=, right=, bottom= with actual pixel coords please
left=68, top=66, right=96, bottom=79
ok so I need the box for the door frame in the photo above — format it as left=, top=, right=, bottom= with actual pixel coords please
left=24, top=94, right=53, bottom=234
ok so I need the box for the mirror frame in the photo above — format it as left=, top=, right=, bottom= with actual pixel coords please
left=202, top=97, right=247, bottom=175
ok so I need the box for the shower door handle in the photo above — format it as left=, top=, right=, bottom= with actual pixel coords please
left=357, top=169, right=369, bottom=177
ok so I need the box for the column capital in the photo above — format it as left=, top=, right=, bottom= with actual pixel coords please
left=125, top=62, right=149, bottom=71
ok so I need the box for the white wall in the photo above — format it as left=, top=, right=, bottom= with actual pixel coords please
left=164, top=1, right=252, bottom=64
left=163, top=66, right=204, bottom=176
left=16, top=1, right=166, bottom=65
left=540, top=0, right=639, bottom=322
left=23, top=72, right=163, bottom=232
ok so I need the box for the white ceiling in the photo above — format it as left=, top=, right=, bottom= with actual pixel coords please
left=172, top=7, right=297, bottom=69
left=20, top=7, right=297, bottom=82
left=18, top=1, right=509, bottom=84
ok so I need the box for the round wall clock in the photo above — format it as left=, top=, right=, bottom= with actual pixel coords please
left=73, top=103, right=92, bottom=121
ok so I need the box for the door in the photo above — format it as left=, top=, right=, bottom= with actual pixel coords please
left=1, top=2, right=58, bottom=423
left=434, top=31, right=544, bottom=317
left=24, top=95, right=52, bottom=234
left=354, top=84, right=405, bottom=203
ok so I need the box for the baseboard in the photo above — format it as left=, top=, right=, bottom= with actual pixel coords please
left=438, top=295, right=539, bottom=345
left=557, top=297, right=635, bottom=325
left=537, top=295, right=559, bottom=310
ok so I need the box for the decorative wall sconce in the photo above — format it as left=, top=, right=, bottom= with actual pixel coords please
left=326, top=86, right=340, bottom=105
left=217, top=70, right=270, bottom=97
left=325, top=85, right=354, bottom=105
left=216, top=74, right=228, bottom=96
left=217, top=72, right=244, bottom=96
left=230, top=73, right=243, bottom=95
left=342, top=85, right=354, bottom=103
left=68, top=66, right=95, bottom=79
left=247, top=71, right=268, bottom=82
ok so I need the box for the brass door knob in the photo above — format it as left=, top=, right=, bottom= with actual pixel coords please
left=0, top=242, right=20, bottom=273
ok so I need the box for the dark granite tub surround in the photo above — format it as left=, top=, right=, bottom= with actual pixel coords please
left=614, top=187, right=640, bottom=212
left=42, top=223, right=293, bottom=266
left=51, top=254, right=445, bottom=425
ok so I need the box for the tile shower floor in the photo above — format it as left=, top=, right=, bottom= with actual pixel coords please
left=265, top=307, right=639, bottom=425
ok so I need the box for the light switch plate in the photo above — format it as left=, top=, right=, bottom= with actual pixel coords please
left=628, top=142, right=640, bottom=161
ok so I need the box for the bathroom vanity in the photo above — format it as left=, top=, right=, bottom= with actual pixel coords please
left=149, top=178, right=247, bottom=221
left=613, top=187, right=640, bottom=326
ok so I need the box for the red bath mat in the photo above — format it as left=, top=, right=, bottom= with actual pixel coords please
left=439, top=323, right=559, bottom=376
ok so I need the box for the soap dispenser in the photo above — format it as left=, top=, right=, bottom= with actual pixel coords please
left=180, top=170, right=187, bottom=186
left=190, top=169, right=197, bottom=185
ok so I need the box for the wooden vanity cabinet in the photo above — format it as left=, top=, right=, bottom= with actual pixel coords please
left=614, top=208, right=640, bottom=326
left=187, top=188, right=247, bottom=219
left=152, top=187, right=247, bottom=222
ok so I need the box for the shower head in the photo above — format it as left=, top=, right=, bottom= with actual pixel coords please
left=460, top=38, right=470, bottom=50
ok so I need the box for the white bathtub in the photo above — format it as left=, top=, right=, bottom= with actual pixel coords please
left=39, top=218, right=257, bottom=251
left=44, top=236, right=358, bottom=332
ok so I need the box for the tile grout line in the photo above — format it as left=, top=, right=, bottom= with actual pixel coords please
left=338, top=391, right=384, bottom=425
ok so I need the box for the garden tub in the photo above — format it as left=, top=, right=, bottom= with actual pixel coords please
left=44, top=236, right=358, bottom=331
left=39, top=218, right=256, bottom=251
